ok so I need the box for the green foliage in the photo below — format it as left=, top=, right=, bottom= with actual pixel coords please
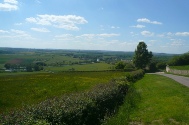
left=147, top=61, right=158, bottom=72
left=156, top=62, right=166, bottom=70
left=115, top=61, right=135, bottom=71
left=4, top=63, right=11, bottom=69
left=115, top=61, right=125, bottom=69
left=168, top=53, right=189, bottom=66
left=0, top=79, right=127, bottom=125
left=133, top=42, right=153, bottom=69
left=26, top=65, right=33, bottom=72
left=125, top=69, right=145, bottom=82
left=0, top=70, right=144, bottom=125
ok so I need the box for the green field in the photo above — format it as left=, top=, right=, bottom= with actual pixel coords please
left=170, top=65, right=189, bottom=70
left=0, top=71, right=125, bottom=113
left=104, top=74, right=189, bottom=125
left=45, top=63, right=114, bottom=72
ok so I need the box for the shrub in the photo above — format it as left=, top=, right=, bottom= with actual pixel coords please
left=125, top=69, right=145, bottom=82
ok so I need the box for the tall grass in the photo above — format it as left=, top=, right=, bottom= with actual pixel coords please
left=0, top=72, right=125, bottom=113
left=104, top=74, right=189, bottom=125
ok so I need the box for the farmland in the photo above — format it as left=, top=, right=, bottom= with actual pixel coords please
left=0, top=71, right=126, bottom=113
left=0, top=48, right=135, bottom=73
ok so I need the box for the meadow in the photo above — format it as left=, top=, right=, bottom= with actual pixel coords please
left=45, top=63, right=114, bottom=72
left=0, top=71, right=126, bottom=113
left=104, top=74, right=189, bottom=125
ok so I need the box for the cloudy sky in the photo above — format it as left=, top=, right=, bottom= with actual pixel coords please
left=0, top=0, right=189, bottom=54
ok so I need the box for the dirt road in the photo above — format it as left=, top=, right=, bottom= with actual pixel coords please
left=150, top=72, right=189, bottom=88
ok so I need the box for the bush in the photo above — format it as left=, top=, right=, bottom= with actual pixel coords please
left=0, top=70, right=144, bottom=125
left=156, top=62, right=166, bottom=70
left=125, top=69, right=145, bottom=82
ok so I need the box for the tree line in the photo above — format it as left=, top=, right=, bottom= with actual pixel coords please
left=4, top=62, right=46, bottom=72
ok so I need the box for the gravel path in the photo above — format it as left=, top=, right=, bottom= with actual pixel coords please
left=149, top=72, right=189, bottom=88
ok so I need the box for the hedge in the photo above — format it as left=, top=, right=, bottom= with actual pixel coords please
left=0, top=70, right=144, bottom=125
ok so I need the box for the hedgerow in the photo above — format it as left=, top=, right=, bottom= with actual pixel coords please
left=0, top=70, right=144, bottom=125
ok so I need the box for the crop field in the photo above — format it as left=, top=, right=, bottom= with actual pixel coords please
left=0, top=71, right=125, bottom=113
left=45, top=63, right=114, bottom=72
left=104, top=74, right=189, bottom=125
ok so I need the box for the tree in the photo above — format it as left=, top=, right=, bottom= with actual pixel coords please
left=34, top=64, right=40, bottom=71
left=4, top=63, right=11, bottom=69
left=26, top=65, right=33, bottom=72
left=115, top=61, right=125, bottom=69
left=133, top=42, right=153, bottom=69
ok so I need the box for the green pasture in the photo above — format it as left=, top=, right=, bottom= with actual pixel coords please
left=45, top=54, right=81, bottom=64
left=105, top=74, right=189, bottom=125
left=170, top=65, right=189, bottom=70
left=45, top=63, right=114, bottom=72
left=0, top=71, right=125, bottom=113
left=0, top=52, right=82, bottom=64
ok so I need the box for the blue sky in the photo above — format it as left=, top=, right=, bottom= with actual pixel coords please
left=0, top=0, right=189, bottom=54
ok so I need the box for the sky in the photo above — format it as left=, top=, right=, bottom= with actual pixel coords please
left=0, top=0, right=189, bottom=54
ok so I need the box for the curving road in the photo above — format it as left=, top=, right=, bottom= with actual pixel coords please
left=149, top=72, right=189, bottom=88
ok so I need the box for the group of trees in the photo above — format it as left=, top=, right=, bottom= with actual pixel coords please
left=115, top=42, right=172, bottom=72
left=115, top=42, right=156, bottom=72
left=168, top=53, right=189, bottom=66
left=4, top=62, right=46, bottom=72
left=115, top=61, right=135, bottom=71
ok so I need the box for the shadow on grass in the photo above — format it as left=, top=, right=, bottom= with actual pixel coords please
left=103, top=84, right=141, bottom=125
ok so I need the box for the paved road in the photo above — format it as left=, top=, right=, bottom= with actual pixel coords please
left=149, top=72, right=189, bottom=88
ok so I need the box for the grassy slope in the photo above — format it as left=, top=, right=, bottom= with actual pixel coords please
left=0, top=71, right=125, bottom=113
left=105, top=74, right=189, bottom=125
left=170, top=65, right=189, bottom=70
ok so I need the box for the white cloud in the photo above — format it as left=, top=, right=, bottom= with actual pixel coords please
left=54, top=33, right=120, bottom=42
left=26, top=14, right=88, bottom=30
left=141, top=30, right=154, bottom=37
left=98, top=33, right=120, bottom=37
left=0, top=0, right=18, bottom=11
left=137, top=18, right=162, bottom=25
left=78, top=34, right=96, bottom=39
left=171, top=41, right=184, bottom=46
left=55, top=34, right=74, bottom=41
left=14, top=23, right=22, bottom=26
left=131, top=24, right=145, bottom=28
left=0, top=3, right=18, bottom=11
left=111, top=26, right=120, bottom=29
left=130, top=32, right=138, bottom=37
left=157, top=32, right=174, bottom=38
left=35, top=0, right=41, bottom=4
left=175, top=32, right=189, bottom=36
left=167, top=32, right=173, bottom=36
left=0, top=29, right=33, bottom=40
left=31, top=28, right=50, bottom=33
left=4, top=0, right=18, bottom=4
left=0, top=30, right=9, bottom=33
left=11, top=29, right=31, bottom=38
